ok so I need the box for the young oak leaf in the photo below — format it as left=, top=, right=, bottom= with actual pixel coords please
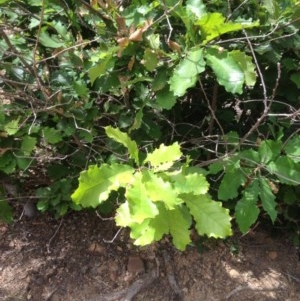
left=167, top=170, right=209, bottom=195
left=185, top=194, right=232, bottom=238
left=117, top=202, right=192, bottom=250
left=142, top=170, right=182, bottom=209
left=71, top=163, right=135, bottom=208
left=144, top=142, right=182, bottom=171
left=125, top=174, right=159, bottom=224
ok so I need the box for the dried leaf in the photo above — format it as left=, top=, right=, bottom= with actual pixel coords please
left=116, top=15, right=127, bottom=36
left=129, top=28, right=143, bottom=42
left=128, top=56, right=135, bottom=71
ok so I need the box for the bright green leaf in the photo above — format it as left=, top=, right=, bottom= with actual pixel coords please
left=167, top=205, right=192, bottom=250
left=4, top=118, right=20, bottom=135
left=169, top=48, right=206, bottom=96
left=71, top=163, right=135, bottom=207
left=125, top=174, right=159, bottom=223
left=142, top=170, right=181, bottom=209
left=144, top=142, right=182, bottom=171
left=119, top=202, right=192, bottom=250
left=197, top=13, right=259, bottom=43
left=129, top=219, right=156, bottom=246
left=168, top=170, right=209, bottom=195
left=52, top=20, right=68, bottom=37
left=230, top=50, right=257, bottom=87
left=205, top=47, right=244, bottom=94
left=186, top=194, right=232, bottom=238
left=147, top=33, right=160, bottom=50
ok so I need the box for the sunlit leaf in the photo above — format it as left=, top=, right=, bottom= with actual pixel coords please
left=186, top=194, right=232, bottom=238
left=142, top=170, right=182, bottom=209
left=169, top=48, right=206, bottom=96
left=258, top=140, right=282, bottom=164
left=125, top=174, right=159, bottom=223
left=144, top=142, right=182, bottom=171
left=205, top=47, right=244, bottom=94
left=168, top=170, right=209, bottom=195
left=71, top=163, right=135, bottom=207
left=230, top=50, right=257, bottom=86
left=186, top=0, right=207, bottom=19
left=118, top=202, right=192, bottom=250
left=4, top=118, right=20, bottom=135
left=197, top=12, right=259, bottom=43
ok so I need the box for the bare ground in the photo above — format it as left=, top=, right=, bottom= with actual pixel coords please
left=0, top=210, right=299, bottom=301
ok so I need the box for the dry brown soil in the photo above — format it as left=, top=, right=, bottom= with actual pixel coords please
left=0, top=210, right=299, bottom=301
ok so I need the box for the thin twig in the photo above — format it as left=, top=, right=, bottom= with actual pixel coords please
left=46, top=218, right=64, bottom=253
left=225, top=285, right=250, bottom=300
left=243, top=28, right=267, bottom=106
left=103, top=228, right=123, bottom=244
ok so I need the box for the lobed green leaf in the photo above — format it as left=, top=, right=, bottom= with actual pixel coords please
left=72, top=163, right=135, bottom=207
left=144, top=142, right=182, bottom=171
left=186, top=194, right=232, bottom=238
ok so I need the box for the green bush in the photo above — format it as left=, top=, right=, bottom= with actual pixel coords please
left=0, top=0, right=299, bottom=248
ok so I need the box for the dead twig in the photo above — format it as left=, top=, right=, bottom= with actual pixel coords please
left=100, top=271, right=158, bottom=301
left=225, top=285, right=250, bottom=300
left=46, top=218, right=63, bottom=253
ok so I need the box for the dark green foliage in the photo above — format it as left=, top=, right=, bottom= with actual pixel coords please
left=0, top=0, right=299, bottom=246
